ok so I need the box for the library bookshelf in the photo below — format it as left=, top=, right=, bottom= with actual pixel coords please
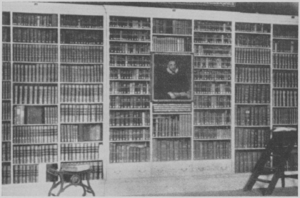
left=2, top=2, right=298, bottom=191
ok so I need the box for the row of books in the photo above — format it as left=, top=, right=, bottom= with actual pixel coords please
left=110, top=111, right=150, bottom=126
left=273, top=108, right=298, bottom=124
left=153, top=36, right=191, bottom=52
left=273, top=90, right=298, bottom=107
left=110, top=30, right=150, bottom=41
left=110, top=142, right=150, bottom=163
left=2, top=81, right=11, bottom=99
left=61, top=15, right=103, bottom=28
left=13, top=44, right=58, bottom=62
left=110, top=43, right=150, bottom=54
left=2, top=142, right=11, bottom=161
left=2, top=12, right=10, bottom=25
left=236, top=106, right=270, bottom=126
left=110, top=96, right=150, bottom=109
left=194, top=95, right=231, bottom=108
left=273, top=54, right=297, bottom=69
left=235, top=128, right=270, bottom=148
left=2, top=164, right=11, bottom=184
left=14, top=106, right=58, bottom=125
left=235, top=66, right=270, bottom=83
left=194, top=82, right=231, bottom=94
left=153, top=103, right=192, bottom=113
left=194, top=127, right=231, bottom=139
left=2, top=101, right=11, bottom=121
left=273, top=25, right=298, bottom=38
left=194, top=70, right=231, bottom=81
left=110, top=128, right=150, bottom=141
left=60, top=143, right=100, bottom=161
left=60, top=84, right=103, bottom=103
left=13, top=164, right=38, bottom=184
left=235, top=151, right=263, bottom=173
left=110, top=17, right=150, bottom=29
left=13, top=28, right=57, bottom=43
left=3, top=27, right=10, bottom=42
left=61, top=161, right=103, bottom=180
left=61, top=64, right=103, bottom=82
left=13, top=13, right=58, bottom=27
left=110, top=82, right=150, bottom=95
left=195, top=45, right=231, bottom=56
left=110, top=68, right=150, bottom=80
left=110, top=55, right=151, bottom=67
left=60, top=104, right=103, bottom=123
left=3, top=44, right=10, bottom=61
left=235, top=48, right=270, bottom=64
left=61, top=30, right=103, bottom=45
left=13, top=63, right=58, bottom=82
left=235, top=85, right=270, bottom=103
left=153, top=139, right=191, bottom=161
left=2, top=123, right=11, bottom=141
left=236, top=23, right=270, bottom=33
left=194, top=110, right=231, bottom=126
left=194, top=141, right=231, bottom=160
left=273, top=40, right=298, bottom=53
left=235, top=34, right=270, bottom=47
left=13, top=125, right=58, bottom=143
left=273, top=71, right=298, bottom=88
left=153, top=115, right=192, bottom=137
left=13, top=145, right=58, bottom=164
left=194, top=33, right=231, bottom=44
left=61, top=124, right=102, bottom=142
left=153, top=19, right=192, bottom=35
left=194, top=21, right=231, bottom=32
left=282, top=151, right=298, bottom=171
left=194, top=57, right=231, bottom=69
left=14, top=85, right=58, bottom=104
left=61, top=46, right=103, bottom=63
left=3, top=62, right=11, bottom=80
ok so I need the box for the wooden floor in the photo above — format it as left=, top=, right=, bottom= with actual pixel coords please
left=144, top=187, right=298, bottom=196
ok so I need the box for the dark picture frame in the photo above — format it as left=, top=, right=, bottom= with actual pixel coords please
left=152, top=53, right=193, bottom=102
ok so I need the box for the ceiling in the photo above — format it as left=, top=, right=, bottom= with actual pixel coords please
left=59, top=2, right=298, bottom=16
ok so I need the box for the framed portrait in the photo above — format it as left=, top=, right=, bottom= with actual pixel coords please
left=152, top=53, right=193, bottom=102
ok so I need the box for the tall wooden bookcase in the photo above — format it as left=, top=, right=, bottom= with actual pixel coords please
left=2, top=2, right=298, bottom=187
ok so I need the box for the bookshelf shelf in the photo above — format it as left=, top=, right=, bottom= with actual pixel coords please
left=13, top=42, right=58, bottom=45
left=194, top=125, right=231, bottom=127
left=235, top=103, right=270, bottom=106
left=110, top=94, right=150, bottom=96
left=194, top=30, right=231, bottom=34
left=235, top=31, right=270, bottom=35
left=109, top=79, right=150, bottom=82
left=60, top=43, right=103, bottom=46
left=194, top=55, right=231, bottom=58
left=194, top=108, right=231, bottom=110
left=13, top=82, right=58, bottom=85
left=109, top=126, right=150, bottom=128
left=60, top=159, right=103, bottom=163
left=273, top=37, right=298, bottom=40
left=153, top=136, right=192, bottom=139
left=235, top=148, right=266, bottom=151
left=61, top=27, right=103, bottom=30
left=273, top=87, right=297, bottom=89
left=194, top=43, right=231, bottom=46
left=110, top=40, right=150, bottom=43
left=110, top=140, right=150, bottom=143
left=235, top=46, right=270, bottom=49
left=109, top=53, right=150, bottom=56
left=235, top=63, right=270, bottom=66
left=194, top=93, right=231, bottom=96
left=235, top=125, right=270, bottom=128
left=110, top=108, right=150, bottom=111
left=13, top=124, right=58, bottom=126
left=194, top=68, right=231, bottom=70
left=110, top=26, right=150, bottom=30
left=235, top=82, right=270, bottom=85
left=273, top=68, right=298, bottom=71
left=194, top=80, right=231, bottom=82
left=61, top=122, right=103, bottom=124
left=12, top=25, right=58, bottom=29
left=60, top=102, right=103, bottom=105
left=152, top=33, right=192, bottom=37
left=109, top=66, right=150, bottom=69
left=60, top=62, right=103, bottom=65
left=13, top=143, right=57, bottom=145
left=60, top=82, right=103, bottom=84
left=273, top=52, right=298, bottom=55
left=273, top=106, right=297, bottom=108
left=194, top=138, right=231, bottom=141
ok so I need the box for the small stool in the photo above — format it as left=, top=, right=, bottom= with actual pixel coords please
left=47, top=165, right=95, bottom=196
